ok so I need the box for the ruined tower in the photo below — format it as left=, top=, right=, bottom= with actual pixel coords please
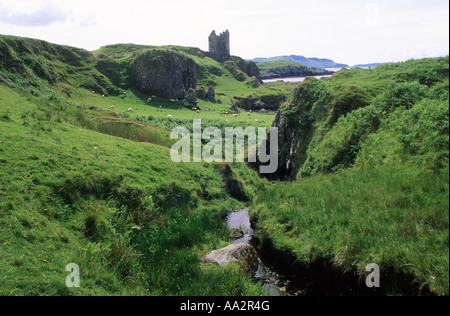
left=208, top=30, right=231, bottom=62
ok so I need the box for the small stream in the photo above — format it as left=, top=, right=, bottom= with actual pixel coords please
left=227, top=209, right=301, bottom=296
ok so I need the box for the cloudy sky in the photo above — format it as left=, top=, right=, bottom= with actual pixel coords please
left=0, top=0, right=448, bottom=65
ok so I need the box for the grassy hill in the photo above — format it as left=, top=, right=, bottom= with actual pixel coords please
left=246, top=57, right=449, bottom=295
left=0, top=35, right=295, bottom=127
left=1, top=34, right=448, bottom=296
left=0, top=35, right=278, bottom=296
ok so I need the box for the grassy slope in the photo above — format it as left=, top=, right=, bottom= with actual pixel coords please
left=0, top=36, right=272, bottom=296
left=1, top=34, right=448, bottom=296
left=1, top=35, right=287, bottom=129
left=247, top=57, right=449, bottom=295
left=77, top=44, right=290, bottom=131
left=94, top=43, right=288, bottom=100
left=0, top=83, right=270, bottom=296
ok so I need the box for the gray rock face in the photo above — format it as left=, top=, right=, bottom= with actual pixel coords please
left=185, top=88, right=198, bottom=105
left=129, top=50, right=197, bottom=99
left=203, top=243, right=259, bottom=276
left=233, top=94, right=286, bottom=112
left=195, top=87, right=207, bottom=99
left=247, top=108, right=296, bottom=180
left=194, top=86, right=215, bottom=103
left=206, top=86, right=216, bottom=103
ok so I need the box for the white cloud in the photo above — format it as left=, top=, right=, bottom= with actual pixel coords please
left=366, top=3, right=382, bottom=28
left=0, top=0, right=67, bottom=26
left=0, top=0, right=96, bottom=27
left=0, top=0, right=448, bottom=65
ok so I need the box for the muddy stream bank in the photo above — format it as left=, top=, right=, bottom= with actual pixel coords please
left=226, top=209, right=426, bottom=296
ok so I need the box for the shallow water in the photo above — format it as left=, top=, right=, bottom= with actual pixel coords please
left=227, top=209, right=294, bottom=296
left=227, top=210, right=254, bottom=244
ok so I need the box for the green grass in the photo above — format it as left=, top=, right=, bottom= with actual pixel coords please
left=0, top=35, right=279, bottom=297
left=248, top=56, right=449, bottom=295
left=1, top=34, right=448, bottom=297
left=252, top=164, right=449, bottom=295
left=69, top=87, right=275, bottom=128
left=0, top=84, right=268, bottom=296
left=273, top=57, right=450, bottom=179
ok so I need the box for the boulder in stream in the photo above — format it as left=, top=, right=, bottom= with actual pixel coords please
left=202, top=243, right=259, bottom=276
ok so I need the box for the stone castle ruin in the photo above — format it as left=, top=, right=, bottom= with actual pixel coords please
left=208, top=30, right=231, bottom=62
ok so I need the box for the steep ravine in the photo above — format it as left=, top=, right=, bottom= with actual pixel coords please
left=227, top=209, right=434, bottom=296
left=249, top=213, right=435, bottom=296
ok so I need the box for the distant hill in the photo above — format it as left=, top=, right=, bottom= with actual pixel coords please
left=256, top=60, right=334, bottom=80
left=251, top=55, right=349, bottom=69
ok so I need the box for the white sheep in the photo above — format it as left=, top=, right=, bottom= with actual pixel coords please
left=233, top=114, right=238, bottom=117
left=128, top=108, right=133, bottom=112
left=110, top=106, right=115, bottom=109
left=168, top=115, right=173, bottom=118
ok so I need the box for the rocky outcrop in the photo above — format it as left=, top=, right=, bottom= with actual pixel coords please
left=0, top=41, right=25, bottom=74
left=195, top=86, right=216, bottom=103
left=248, top=108, right=302, bottom=180
left=185, top=88, right=198, bottom=105
left=232, top=57, right=263, bottom=84
left=202, top=243, right=259, bottom=276
left=251, top=77, right=372, bottom=180
left=233, top=94, right=286, bottom=112
left=260, top=64, right=334, bottom=80
left=129, top=49, right=197, bottom=99
left=224, top=58, right=264, bottom=86
left=267, top=110, right=303, bottom=180
left=206, top=86, right=216, bottom=102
